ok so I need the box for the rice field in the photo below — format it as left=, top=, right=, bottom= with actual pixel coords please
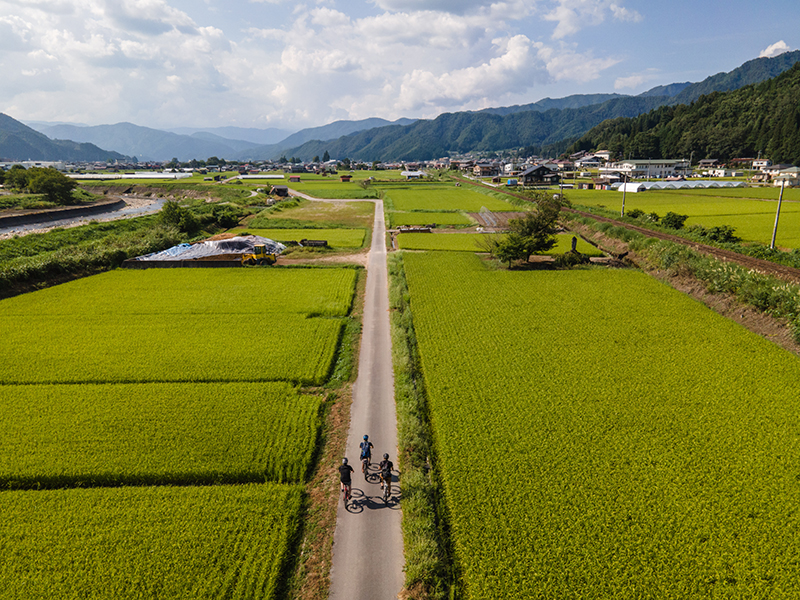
left=0, top=382, right=320, bottom=488
left=567, top=187, right=800, bottom=248
left=0, top=262, right=358, bottom=595
left=396, top=232, right=604, bottom=255
left=0, top=484, right=302, bottom=600
left=385, top=185, right=516, bottom=212
left=0, top=267, right=357, bottom=317
left=390, top=211, right=474, bottom=227
left=402, top=251, right=800, bottom=598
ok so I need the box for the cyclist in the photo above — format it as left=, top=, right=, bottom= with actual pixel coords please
left=338, top=457, right=354, bottom=500
left=379, top=453, right=393, bottom=492
left=359, top=435, right=373, bottom=473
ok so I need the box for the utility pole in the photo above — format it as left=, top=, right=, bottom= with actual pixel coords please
left=771, top=178, right=786, bottom=249
left=621, top=173, right=627, bottom=216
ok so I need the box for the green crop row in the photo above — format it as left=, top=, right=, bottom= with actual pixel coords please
left=0, top=382, right=320, bottom=488
left=385, top=185, right=516, bottom=212
left=0, top=313, right=343, bottom=385
left=0, top=483, right=302, bottom=599
left=403, top=251, right=800, bottom=598
left=229, top=228, right=366, bottom=247
left=0, top=267, right=357, bottom=318
left=397, top=232, right=604, bottom=255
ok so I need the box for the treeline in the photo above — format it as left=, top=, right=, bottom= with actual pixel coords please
left=569, top=63, right=800, bottom=164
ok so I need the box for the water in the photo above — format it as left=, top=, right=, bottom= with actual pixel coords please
left=0, top=197, right=167, bottom=236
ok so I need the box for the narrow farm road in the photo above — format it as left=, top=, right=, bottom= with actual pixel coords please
left=328, top=198, right=405, bottom=600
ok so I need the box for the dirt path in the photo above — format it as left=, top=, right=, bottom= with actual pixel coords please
left=328, top=198, right=404, bottom=600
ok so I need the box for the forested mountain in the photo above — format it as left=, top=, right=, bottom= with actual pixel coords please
left=667, top=50, right=800, bottom=106
left=280, top=97, right=669, bottom=161
left=568, top=63, right=800, bottom=164
left=276, top=51, right=800, bottom=162
left=477, top=93, right=624, bottom=116
left=0, top=114, right=124, bottom=162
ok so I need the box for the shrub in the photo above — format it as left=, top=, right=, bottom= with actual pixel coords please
left=661, top=211, right=689, bottom=230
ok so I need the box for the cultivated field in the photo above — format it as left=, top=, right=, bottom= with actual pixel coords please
left=0, top=264, right=359, bottom=599
left=396, top=232, right=604, bottom=254
left=0, top=484, right=302, bottom=599
left=390, top=211, right=474, bottom=227
left=385, top=184, right=516, bottom=212
left=568, top=187, right=800, bottom=248
left=0, top=382, right=320, bottom=488
left=403, top=251, right=800, bottom=598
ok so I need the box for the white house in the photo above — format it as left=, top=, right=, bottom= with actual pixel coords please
left=753, top=159, right=773, bottom=170
left=600, top=159, right=690, bottom=179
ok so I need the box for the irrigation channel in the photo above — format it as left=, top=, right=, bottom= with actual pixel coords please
left=299, top=195, right=403, bottom=600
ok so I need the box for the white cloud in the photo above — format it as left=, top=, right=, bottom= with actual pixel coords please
left=0, top=0, right=635, bottom=130
left=545, top=0, right=642, bottom=39
left=760, top=40, right=791, bottom=58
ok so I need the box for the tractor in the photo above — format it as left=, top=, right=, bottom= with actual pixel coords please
left=241, top=244, right=277, bottom=266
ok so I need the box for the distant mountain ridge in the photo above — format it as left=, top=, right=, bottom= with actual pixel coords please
left=0, top=114, right=124, bottom=162
left=272, top=50, right=800, bottom=162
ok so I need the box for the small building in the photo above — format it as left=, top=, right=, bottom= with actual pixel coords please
left=520, top=165, right=559, bottom=185
left=270, top=185, right=290, bottom=197
left=753, top=159, right=773, bottom=170
left=340, top=175, right=352, bottom=182
left=289, top=176, right=301, bottom=183
left=473, top=163, right=500, bottom=177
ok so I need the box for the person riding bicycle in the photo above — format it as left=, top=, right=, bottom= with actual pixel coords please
left=338, top=457, right=353, bottom=495
left=359, top=435, right=373, bottom=467
left=379, top=453, right=393, bottom=490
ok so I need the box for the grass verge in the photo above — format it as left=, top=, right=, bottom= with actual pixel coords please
left=388, top=251, right=451, bottom=600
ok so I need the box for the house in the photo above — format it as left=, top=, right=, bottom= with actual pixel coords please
left=698, top=159, right=719, bottom=169
left=774, top=166, right=800, bottom=187
left=473, top=163, right=500, bottom=177
left=593, top=150, right=612, bottom=162
left=574, top=155, right=602, bottom=169
left=753, top=159, right=773, bottom=170
left=520, top=165, right=559, bottom=185
left=600, top=159, right=690, bottom=179
left=270, top=185, right=290, bottom=197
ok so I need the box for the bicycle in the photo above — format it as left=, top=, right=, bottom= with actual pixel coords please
left=382, top=475, right=391, bottom=502
left=361, top=455, right=370, bottom=479
left=341, top=482, right=351, bottom=504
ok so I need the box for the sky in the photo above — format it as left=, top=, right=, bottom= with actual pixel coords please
left=1, top=0, right=798, bottom=133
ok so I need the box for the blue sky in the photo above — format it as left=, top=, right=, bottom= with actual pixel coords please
left=0, top=0, right=797, bottom=132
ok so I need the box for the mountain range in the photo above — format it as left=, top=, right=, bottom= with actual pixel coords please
left=568, top=61, right=800, bottom=165
left=5, top=50, right=800, bottom=163
left=0, top=114, right=124, bottom=163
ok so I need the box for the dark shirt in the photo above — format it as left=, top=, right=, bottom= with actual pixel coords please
left=379, top=459, right=393, bottom=476
left=339, top=464, right=354, bottom=484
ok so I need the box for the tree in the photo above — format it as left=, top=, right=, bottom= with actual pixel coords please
left=313, top=155, right=320, bottom=163
left=484, top=193, right=566, bottom=267
left=26, top=167, right=78, bottom=205
left=323, top=150, right=330, bottom=162
left=5, top=165, right=28, bottom=190
left=207, top=156, right=220, bottom=166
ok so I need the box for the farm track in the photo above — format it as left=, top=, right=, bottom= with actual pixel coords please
left=458, top=176, right=800, bottom=285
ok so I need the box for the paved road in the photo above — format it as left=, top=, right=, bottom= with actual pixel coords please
left=328, top=199, right=404, bottom=600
